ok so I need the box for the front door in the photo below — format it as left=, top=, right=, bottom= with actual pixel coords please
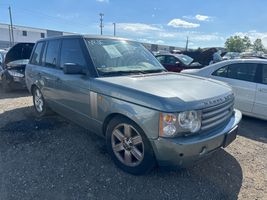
left=53, top=38, right=93, bottom=128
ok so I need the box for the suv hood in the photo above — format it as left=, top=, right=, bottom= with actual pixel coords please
left=4, top=43, right=35, bottom=68
left=92, top=72, right=233, bottom=112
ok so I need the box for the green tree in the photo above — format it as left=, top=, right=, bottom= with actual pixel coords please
left=225, top=36, right=246, bottom=52
left=253, top=38, right=265, bottom=52
left=243, top=36, right=252, bottom=49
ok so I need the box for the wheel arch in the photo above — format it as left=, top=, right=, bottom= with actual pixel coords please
left=102, top=113, right=137, bottom=136
left=30, top=84, right=38, bottom=94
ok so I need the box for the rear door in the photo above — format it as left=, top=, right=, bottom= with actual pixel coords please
left=212, top=63, right=258, bottom=113
left=252, top=64, right=267, bottom=119
left=39, top=39, right=61, bottom=102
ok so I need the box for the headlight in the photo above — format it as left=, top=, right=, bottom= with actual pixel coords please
left=8, top=70, right=24, bottom=78
left=178, top=111, right=201, bottom=133
left=160, top=113, right=177, bottom=137
left=159, top=111, right=201, bottom=137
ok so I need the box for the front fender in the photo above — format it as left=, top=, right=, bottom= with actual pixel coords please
left=97, top=94, right=159, bottom=139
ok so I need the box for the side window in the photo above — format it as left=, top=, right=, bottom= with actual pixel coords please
left=44, top=40, right=60, bottom=68
left=60, top=39, right=86, bottom=68
left=166, top=56, right=177, bottom=65
left=212, top=66, right=228, bottom=77
left=30, top=42, right=44, bottom=65
left=262, top=65, right=267, bottom=84
left=156, top=56, right=165, bottom=64
left=228, top=63, right=257, bottom=82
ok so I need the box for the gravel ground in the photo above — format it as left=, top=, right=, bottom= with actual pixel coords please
left=0, top=89, right=266, bottom=200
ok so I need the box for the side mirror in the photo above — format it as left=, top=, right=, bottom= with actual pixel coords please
left=175, top=61, right=180, bottom=65
left=63, top=63, right=84, bottom=75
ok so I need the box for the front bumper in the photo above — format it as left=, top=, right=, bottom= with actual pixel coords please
left=150, top=109, right=242, bottom=167
left=3, top=71, right=26, bottom=89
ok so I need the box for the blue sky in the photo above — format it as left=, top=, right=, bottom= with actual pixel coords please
left=1, top=0, right=267, bottom=48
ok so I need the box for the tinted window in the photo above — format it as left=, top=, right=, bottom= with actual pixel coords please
left=262, top=65, right=267, bottom=84
left=60, top=39, right=86, bottom=68
left=44, top=40, right=60, bottom=68
left=30, top=42, right=44, bottom=65
left=41, top=33, right=45, bottom=38
left=213, top=66, right=228, bottom=77
left=156, top=56, right=165, bottom=64
left=165, top=56, right=177, bottom=65
left=228, top=63, right=257, bottom=82
left=213, top=63, right=257, bottom=82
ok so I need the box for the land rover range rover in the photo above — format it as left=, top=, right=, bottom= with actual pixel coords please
left=25, top=35, right=242, bottom=174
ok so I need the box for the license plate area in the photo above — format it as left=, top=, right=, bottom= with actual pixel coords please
left=223, top=126, right=238, bottom=147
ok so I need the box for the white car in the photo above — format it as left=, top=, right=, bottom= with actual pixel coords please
left=182, top=59, right=267, bottom=120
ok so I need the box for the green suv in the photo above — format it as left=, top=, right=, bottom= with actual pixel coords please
left=26, top=35, right=242, bottom=174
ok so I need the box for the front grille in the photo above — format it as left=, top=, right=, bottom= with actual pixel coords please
left=201, top=98, right=234, bottom=131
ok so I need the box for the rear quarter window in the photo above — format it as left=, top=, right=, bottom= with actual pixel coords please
left=212, top=65, right=228, bottom=77
left=44, top=40, right=60, bottom=68
left=30, top=42, right=44, bottom=65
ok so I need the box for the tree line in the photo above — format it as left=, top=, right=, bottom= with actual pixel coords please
left=225, top=36, right=265, bottom=53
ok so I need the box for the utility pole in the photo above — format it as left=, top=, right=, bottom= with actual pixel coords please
left=8, top=6, right=14, bottom=46
left=99, top=13, right=104, bottom=35
left=185, top=36, right=189, bottom=51
left=8, top=25, right=12, bottom=47
left=113, top=22, right=116, bottom=36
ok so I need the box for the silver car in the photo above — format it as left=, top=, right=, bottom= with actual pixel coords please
left=25, top=35, right=242, bottom=174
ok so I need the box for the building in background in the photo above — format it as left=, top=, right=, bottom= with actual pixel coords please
left=0, top=23, right=182, bottom=52
left=0, top=23, right=72, bottom=49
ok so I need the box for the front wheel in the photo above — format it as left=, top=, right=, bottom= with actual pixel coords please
left=106, top=117, right=156, bottom=175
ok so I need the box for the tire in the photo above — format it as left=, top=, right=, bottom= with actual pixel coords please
left=106, top=116, right=156, bottom=175
left=32, top=87, right=49, bottom=117
left=2, top=75, right=12, bottom=92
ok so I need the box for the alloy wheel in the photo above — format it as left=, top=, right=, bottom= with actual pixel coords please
left=34, top=89, right=44, bottom=113
left=111, top=123, right=144, bottom=167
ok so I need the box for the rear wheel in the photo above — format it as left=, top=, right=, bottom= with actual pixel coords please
left=32, top=87, right=49, bottom=117
left=106, top=116, right=156, bottom=175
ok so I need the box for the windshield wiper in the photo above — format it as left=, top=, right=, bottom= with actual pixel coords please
left=100, top=69, right=166, bottom=77
left=140, top=69, right=167, bottom=74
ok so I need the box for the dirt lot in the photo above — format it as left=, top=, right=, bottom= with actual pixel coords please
left=0, top=89, right=266, bottom=200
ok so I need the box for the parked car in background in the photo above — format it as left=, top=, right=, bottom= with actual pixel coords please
left=182, top=59, right=267, bottom=120
left=155, top=53, right=203, bottom=72
left=222, top=52, right=240, bottom=60
left=26, top=35, right=241, bottom=174
left=0, top=43, right=34, bottom=92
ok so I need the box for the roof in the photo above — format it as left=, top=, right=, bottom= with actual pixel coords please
left=205, top=58, right=267, bottom=69
left=37, top=34, right=133, bottom=42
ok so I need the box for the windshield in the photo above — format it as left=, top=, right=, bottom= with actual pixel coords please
left=86, top=39, right=165, bottom=76
left=176, top=54, right=194, bottom=65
